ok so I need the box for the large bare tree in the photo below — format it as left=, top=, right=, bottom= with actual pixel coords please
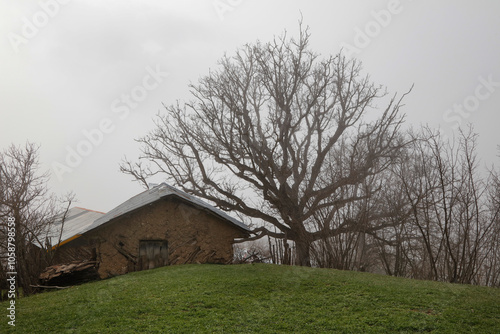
left=122, top=27, right=410, bottom=266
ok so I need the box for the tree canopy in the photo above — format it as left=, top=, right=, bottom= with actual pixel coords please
left=122, top=27, right=410, bottom=266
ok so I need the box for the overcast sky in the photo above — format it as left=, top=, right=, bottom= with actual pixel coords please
left=1, top=0, right=499, bottom=213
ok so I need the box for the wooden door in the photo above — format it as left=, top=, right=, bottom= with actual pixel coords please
left=138, top=240, right=168, bottom=270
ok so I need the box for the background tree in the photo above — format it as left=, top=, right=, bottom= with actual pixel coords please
left=122, top=27, right=410, bottom=266
left=0, top=142, right=73, bottom=295
left=377, top=127, right=500, bottom=285
left=483, top=165, right=500, bottom=286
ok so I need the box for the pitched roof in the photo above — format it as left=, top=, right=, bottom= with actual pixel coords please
left=45, top=184, right=250, bottom=248
left=84, top=183, right=250, bottom=234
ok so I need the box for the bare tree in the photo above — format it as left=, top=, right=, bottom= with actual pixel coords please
left=389, top=129, right=445, bottom=280
left=481, top=161, right=500, bottom=286
left=121, top=26, right=410, bottom=266
left=384, top=127, right=500, bottom=285
left=0, top=143, right=73, bottom=295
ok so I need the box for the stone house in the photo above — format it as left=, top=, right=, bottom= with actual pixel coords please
left=48, top=183, right=250, bottom=279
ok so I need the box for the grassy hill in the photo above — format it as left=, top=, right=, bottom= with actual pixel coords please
left=1, top=264, right=499, bottom=333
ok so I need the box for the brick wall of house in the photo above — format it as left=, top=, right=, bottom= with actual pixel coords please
left=55, top=198, right=245, bottom=278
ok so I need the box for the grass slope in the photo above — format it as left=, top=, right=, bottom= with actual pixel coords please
left=1, top=264, right=499, bottom=333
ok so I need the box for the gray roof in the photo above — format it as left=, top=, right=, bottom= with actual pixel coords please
left=82, top=183, right=250, bottom=235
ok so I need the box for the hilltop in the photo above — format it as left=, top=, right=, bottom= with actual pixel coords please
left=2, top=264, right=499, bottom=333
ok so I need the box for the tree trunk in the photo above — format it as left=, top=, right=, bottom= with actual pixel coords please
left=295, top=239, right=311, bottom=267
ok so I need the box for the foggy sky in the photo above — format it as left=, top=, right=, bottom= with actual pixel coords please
left=1, top=0, right=499, bottom=212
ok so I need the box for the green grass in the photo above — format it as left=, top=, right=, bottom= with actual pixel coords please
left=1, top=264, right=499, bottom=333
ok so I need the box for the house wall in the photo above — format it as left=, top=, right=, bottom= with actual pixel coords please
left=58, top=198, right=245, bottom=278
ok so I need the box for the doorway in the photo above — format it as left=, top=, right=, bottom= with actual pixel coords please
left=138, top=240, right=168, bottom=270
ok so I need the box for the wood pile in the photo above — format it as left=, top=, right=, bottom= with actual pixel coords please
left=39, top=260, right=100, bottom=286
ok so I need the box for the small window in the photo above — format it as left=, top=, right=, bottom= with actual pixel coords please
left=138, top=240, right=168, bottom=270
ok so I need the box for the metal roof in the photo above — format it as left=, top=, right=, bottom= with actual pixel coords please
left=82, top=183, right=251, bottom=235
left=42, top=207, right=105, bottom=248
